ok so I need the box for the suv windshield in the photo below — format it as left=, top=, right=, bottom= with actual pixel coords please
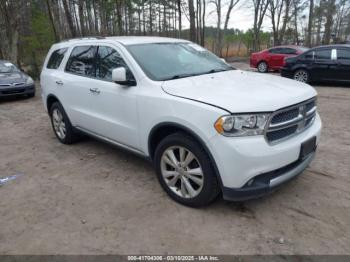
left=0, top=62, right=19, bottom=73
left=126, top=42, right=234, bottom=81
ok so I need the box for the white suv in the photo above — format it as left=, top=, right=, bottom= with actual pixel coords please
left=41, top=37, right=322, bottom=207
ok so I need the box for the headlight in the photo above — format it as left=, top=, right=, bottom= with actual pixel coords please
left=214, top=114, right=270, bottom=136
left=26, top=77, right=34, bottom=85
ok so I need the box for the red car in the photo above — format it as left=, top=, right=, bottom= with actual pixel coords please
left=250, top=46, right=308, bottom=73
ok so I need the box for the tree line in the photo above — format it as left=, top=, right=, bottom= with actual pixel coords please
left=0, top=0, right=349, bottom=77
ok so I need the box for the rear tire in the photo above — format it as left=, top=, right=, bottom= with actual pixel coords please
left=257, top=61, right=268, bottom=73
left=49, top=102, right=79, bottom=144
left=293, top=69, right=309, bottom=83
left=154, top=132, right=220, bottom=207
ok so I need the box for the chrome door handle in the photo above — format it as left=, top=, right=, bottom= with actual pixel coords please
left=89, top=88, right=100, bottom=94
left=55, top=80, right=63, bottom=85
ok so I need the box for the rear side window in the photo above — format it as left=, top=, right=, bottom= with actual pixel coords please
left=96, top=46, right=129, bottom=81
left=269, top=48, right=283, bottom=54
left=282, top=48, right=297, bottom=55
left=47, top=48, right=68, bottom=69
left=337, top=49, right=350, bottom=60
left=315, top=49, right=331, bottom=60
left=65, top=46, right=97, bottom=77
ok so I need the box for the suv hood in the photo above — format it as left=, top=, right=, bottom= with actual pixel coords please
left=161, top=70, right=317, bottom=113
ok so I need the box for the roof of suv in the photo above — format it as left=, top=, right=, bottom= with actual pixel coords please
left=58, top=36, right=189, bottom=46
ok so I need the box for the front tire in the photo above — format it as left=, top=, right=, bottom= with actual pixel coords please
left=49, top=102, right=79, bottom=144
left=257, top=61, right=268, bottom=73
left=293, top=69, right=309, bottom=83
left=154, top=132, right=220, bottom=207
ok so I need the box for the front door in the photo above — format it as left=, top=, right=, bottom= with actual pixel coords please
left=85, top=45, right=140, bottom=150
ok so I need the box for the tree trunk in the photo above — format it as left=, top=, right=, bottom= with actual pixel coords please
left=177, top=0, right=182, bottom=37
left=78, top=0, right=86, bottom=36
left=197, top=0, right=201, bottom=43
left=306, top=0, right=314, bottom=47
left=149, top=0, right=153, bottom=35
left=223, top=0, right=239, bottom=49
left=215, top=0, right=222, bottom=55
left=201, top=0, right=206, bottom=46
left=62, top=0, right=77, bottom=37
left=46, top=0, right=59, bottom=41
left=188, top=0, right=196, bottom=42
left=323, top=0, right=336, bottom=44
left=278, top=0, right=291, bottom=44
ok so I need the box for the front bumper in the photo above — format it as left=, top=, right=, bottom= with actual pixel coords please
left=207, top=113, right=321, bottom=200
left=0, top=84, right=35, bottom=97
left=222, top=152, right=315, bottom=201
left=281, top=68, right=293, bottom=78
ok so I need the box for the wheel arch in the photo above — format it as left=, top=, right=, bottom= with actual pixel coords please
left=46, top=94, right=61, bottom=112
left=148, top=122, right=223, bottom=187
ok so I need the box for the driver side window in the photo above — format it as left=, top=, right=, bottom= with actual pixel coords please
left=96, top=46, right=133, bottom=81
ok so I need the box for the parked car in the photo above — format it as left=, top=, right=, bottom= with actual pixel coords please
left=281, top=45, right=350, bottom=83
left=250, top=46, right=309, bottom=73
left=0, top=60, right=35, bottom=98
left=41, top=37, right=321, bottom=207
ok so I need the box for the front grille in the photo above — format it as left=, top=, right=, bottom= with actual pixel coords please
left=265, top=98, right=317, bottom=143
left=1, top=89, right=25, bottom=94
left=266, top=125, right=298, bottom=142
left=271, top=108, right=299, bottom=124
left=0, top=82, right=25, bottom=87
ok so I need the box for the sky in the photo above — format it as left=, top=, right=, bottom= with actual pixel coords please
left=182, top=0, right=273, bottom=32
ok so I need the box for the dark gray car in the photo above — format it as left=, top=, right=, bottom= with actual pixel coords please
left=0, top=60, right=35, bottom=98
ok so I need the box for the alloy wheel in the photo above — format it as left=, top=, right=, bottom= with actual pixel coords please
left=52, top=108, right=66, bottom=140
left=258, top=62, right=267, bottom=73
left=160, top=146, right=204, bottom=199
left=294, top=70, right=308, bottom=83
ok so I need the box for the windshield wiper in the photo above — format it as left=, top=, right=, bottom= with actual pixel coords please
left=163, top=67, right=234, bottom=81
left=203, top=68, right=234, bottom=75
left=164, top=73, right=198, bottom=80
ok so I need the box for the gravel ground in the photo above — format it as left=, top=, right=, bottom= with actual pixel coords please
left=0, top=64, right=349, bottom=255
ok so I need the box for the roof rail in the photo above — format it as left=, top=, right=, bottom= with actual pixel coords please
left=60, top=36, right=105, bottom=43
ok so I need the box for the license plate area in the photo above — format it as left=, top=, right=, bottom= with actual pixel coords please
left=300, top=136, right=316, bottom=160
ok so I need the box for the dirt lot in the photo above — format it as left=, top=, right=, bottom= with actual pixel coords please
left=0, top=64, right=349, bottom=255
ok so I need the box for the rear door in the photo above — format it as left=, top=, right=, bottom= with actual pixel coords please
left=62, top=45, right=98, bottom=129
left=268, top=48, right=285, bottom=69
left=312, top=48, right=337, bottom=81
left=336, top=48, right=350, bottom=81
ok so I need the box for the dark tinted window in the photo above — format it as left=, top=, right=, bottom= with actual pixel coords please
left=315, top=49, right=331, bottom=60
left=65, top=46, right=97, bottom=76
left=282, top=48, right=297, bottom=55
left=269, top=48, right=283, bottom=54
left=96, top=46, right=129, bottom=81
left=47, top=48, right=68, bottom=69
left=337, top=49, right=350, bottom=60
left=304, top=51, right=314, bottom=60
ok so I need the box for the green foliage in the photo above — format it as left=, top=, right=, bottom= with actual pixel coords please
left=21, top=1, right=55, bottom=78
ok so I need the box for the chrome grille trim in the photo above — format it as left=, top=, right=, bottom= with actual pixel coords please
left=265, top=98, right=317, bottom=144
left=0, top=82, right=25, bottom=87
